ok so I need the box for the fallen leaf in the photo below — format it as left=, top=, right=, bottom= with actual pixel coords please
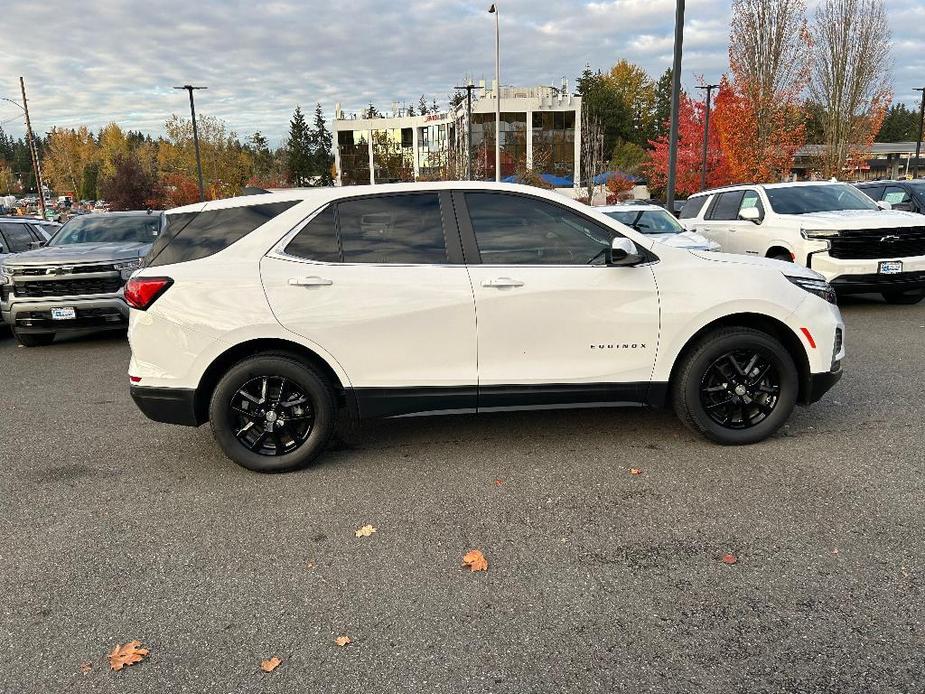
left=108, top=641, right=149, bottom=671
left=629, top=468, right=642, bottom=475
left=495, top=479, right=503, bottom=486
left=721, top=553, right=737, bottom=565
left=355, top=524, right=376, bottom=538
left=463, top=549, right=488, bottom=572
left=334, top=635, right=351, bottom=647
left=79, top=661, right=92, bottom=674
left=831, top=548, right=839, bottom=555
left=260, top=656, right=282, bottom=672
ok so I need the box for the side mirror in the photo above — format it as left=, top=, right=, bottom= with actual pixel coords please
left=876, top=200, right=892, bottom=211
left=892, top=202, right=913, bottom=212
left=739, top=206, right=762, bottom=223
left=607, top=237, right=644, bottom=267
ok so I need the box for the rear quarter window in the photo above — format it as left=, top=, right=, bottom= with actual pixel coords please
left=679, top=196, right=708, bottom=219
left=147, top=201, right=297, bottom=267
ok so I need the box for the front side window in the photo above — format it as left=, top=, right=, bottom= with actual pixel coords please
left=337, top=193, right=447, bottom=264
left=883, top=186, right=911, bottom=206
left=0, top=223, right=34, bottom=252
left=49, top=214, right=162, bottom=246
left=739, top=190, right=765, bottom=219
left=465, top=192, right=613, bottom=265
left=708, top=191, right=746, bottom=221
left=765, top=184, right=878, bottom=215
left=605, top=209, right=684, bottom=234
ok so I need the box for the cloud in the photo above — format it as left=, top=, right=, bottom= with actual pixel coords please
left=0, top=0, right=919, bottom=145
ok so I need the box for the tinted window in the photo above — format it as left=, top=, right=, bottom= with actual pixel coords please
left=605, top=209, right=683, bottom=234
left=465, top=192, right=613, bottom=265
left=856, top=184, right=885, bottom=201
left=0, top=223, right=34, bottom=252
left=284, top=205, right=340, bottom=262
left=883, top=186, right=911, bottom=205
left=679, top=196, right=708, bottom=219
left=147, top=201, right=297, bottom=267
left=739, top=190, right=764, bottom=219
left=49, top=214, right=162, bottom=246
left=765, top=184, right=878, bottom=214
left=336, top=194, right=446, bottom=264
left=709, top=191, right=745, bottom=220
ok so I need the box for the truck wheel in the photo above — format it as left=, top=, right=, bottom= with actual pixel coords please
left=672, top=327, right=798, bottom=445
left=882, top=289, right=924, bottom=305
left=14, top=331, right=55, bottom=347
left=209, top=353, right=336, bottom=473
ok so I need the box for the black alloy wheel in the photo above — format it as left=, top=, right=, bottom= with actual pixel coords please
left=699, top=349, right=780, bottom=429
left=229, top=375, right=314, bottom=456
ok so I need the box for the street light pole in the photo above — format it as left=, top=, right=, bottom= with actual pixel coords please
left=666, top=0, right=685, bottom=212
left=914, top=87, right=925, bottom=179
left=489, top=3, right=501, bottom=182
left=174, top=85, right=208, bottom=201
left=696, top=83, right=720, bottom=191
left=454, top=84, right=477, bottom=180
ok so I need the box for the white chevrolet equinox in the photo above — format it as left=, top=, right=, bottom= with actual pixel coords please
left=127, top=183, right=845, bottom=472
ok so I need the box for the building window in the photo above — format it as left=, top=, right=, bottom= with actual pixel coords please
left=471, top=112, right=526, bottom=180
left=532, top=110, right=575, bottom=180
left=371, top=128, right=414, bottom=183
left=417, top=124, right=448, bottom=180
left=338, top=130, right=370, bottom=186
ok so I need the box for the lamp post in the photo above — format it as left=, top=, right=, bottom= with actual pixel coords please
left=454, top=83, right=477, bottom=180
left=914, top=87, right=924, bottom=179
left=696, top=83, right=720, bottom=191
left=665, top=0, right=685, bottom=212
left=489, top=3, right=501, bottom=182
left=174, top=85, right=208, bottom=201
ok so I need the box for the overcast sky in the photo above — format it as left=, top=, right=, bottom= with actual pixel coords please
left=2, top=0, right=922, bottom=146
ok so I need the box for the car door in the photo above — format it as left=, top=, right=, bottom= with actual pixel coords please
left=455, top=190, right=659, bottom=408
left=0, top=222, right=34, bottom=255
left=725, top=189, right=767, bottom=255
left=700, top=191, right=746, bottom=252
left=260, top=191, right=478, bottom=417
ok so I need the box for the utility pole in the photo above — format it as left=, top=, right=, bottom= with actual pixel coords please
left=914, top=87, right=924, bottom=179
left=15, top=78, right=46, bottom=220
left=454, top=84, right=477, bottom=180
left=696, top=83, right=720, bottom=191
left=174, top=85, right=208, bottom=201
left=489, top=3, right=501, bottom=182
left=666, top=0, right=685, bottom=212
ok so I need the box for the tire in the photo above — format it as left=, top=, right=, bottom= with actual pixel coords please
left=209, top=353, right=336, bottom=472
left=882, top=289, right=924, bottom=305
left=769, top=252, right=792, bottom=262
left=671, top=327, right=799, bottom=445
left=14, top=331, right=55, bottom=347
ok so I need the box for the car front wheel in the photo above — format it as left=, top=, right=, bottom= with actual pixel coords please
left=209, top=353, right=336, bottom=472
left=672, top=327, right=799, bottom=445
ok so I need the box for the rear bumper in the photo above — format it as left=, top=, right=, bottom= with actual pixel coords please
left=830, top=270, right=925, bottom=295
left=130, top=385, right=201, bottom=426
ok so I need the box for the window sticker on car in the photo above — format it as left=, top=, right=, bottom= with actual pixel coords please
left=884, top=192, right=907, bottom=205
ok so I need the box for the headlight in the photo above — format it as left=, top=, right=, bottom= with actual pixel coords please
left=0, top=264, right=10, bottom=286
left=113, top=259, right=142, bottom=280
left=800, top=229, right=840, bottom=240
left=787, top=275, right=837, bottom=304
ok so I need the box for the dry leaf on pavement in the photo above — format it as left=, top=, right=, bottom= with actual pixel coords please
left=335, top=635, right=351, bottom=647
left=463, top=549, right=488, bottom=572
left=260, top=657, right=282, bottom=672
left=629, top=468, right=642, bottom=475
left=722, top=553, right=738, bottom=565
left=79, top=661, right=92, bottom=674
left=108, top=641, right=149, bottom=671
left=355, top=524, right=376, bottom=538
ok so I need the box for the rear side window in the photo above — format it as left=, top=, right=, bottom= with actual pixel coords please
left=147, top=201, right=297, bottom=267
left=679, top=196, right=708, bottom=219
left=0, top=223, right=34, bottom=252
left=857, top=185, right=884, bottom=201
left=284, top=206, right=340, bottom=262
left=708, top=191, right=746, bottom=220
left=336, top=193, right=447, bottom=264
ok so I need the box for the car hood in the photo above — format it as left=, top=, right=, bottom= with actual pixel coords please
left=648, top=231, right=719, bottom=251
left=2, top=242, right=151, bottom=266
left=689, top=250, right=823, bottom=280
left=781, top=209, right=922, bottom=230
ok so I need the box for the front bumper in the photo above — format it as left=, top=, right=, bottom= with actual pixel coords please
left=1, top=295, right=129, bottom=333
left=802, top=362, right=844, bottom=405
left=130, top=385, right=202, bottom=426
left=830, top=270, right=925, bottom=296
left=808, top=251, right=925, bottom=290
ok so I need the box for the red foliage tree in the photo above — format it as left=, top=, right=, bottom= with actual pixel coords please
left=605, top=173, right=636, bottom=203
left=154, top=173, right=202, bottom=209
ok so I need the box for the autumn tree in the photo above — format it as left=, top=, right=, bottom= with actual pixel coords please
left=42, top=126, right=98, bottom=195
left=98, top=153, right=156, bottom=210
left=97, top=123, right=130, bottom=180
left=608, top=59, right=657, bottom=146
left=0, top=162, right=16, bottom=194
left=809, top=0, right=892, bottom=176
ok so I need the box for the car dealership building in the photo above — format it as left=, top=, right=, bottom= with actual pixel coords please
left=333, top=81, right=582, bottom=187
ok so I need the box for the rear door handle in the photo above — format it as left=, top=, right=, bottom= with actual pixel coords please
left=288, top=276, right=333, bottom=287
left=482, top=277, right=524, bottom=288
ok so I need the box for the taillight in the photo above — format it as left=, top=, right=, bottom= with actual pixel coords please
left=124, top=276, right=173, bottom=310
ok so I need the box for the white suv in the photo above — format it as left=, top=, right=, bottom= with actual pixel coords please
left=127, top=183, right=845, bottom=472
left=679, top=181, right=925, bottom=305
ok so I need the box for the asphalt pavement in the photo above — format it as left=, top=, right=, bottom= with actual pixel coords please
left=1, top=296, right=923, bottom=693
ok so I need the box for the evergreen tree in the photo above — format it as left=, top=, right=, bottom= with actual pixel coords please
left=877, top=103, right=920, bottom=142
left=418, top=95, right=428, bottom=115
left=363, top=103, right=381, bottom=118
left=308, top=103, right=334, bottom=186
left=286, top=106, right=312, bottom=185
left=431, top=98, right=439, bottom=114
left=653, top=68, right=673, bottom=140
left=407, top=103, right=416, bottom=117
left=248, top=131, right=274, bottom=179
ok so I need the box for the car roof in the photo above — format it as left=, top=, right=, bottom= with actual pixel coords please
left=688, top=180, right=854, bottom=199
left=596, top=203, right=665, bottom=212
left=71, top=210, right=162, bottom=219
left=0, top=216, right=42, bottom=223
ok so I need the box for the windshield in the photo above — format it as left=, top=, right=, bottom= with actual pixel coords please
left=604, top=209, right=684, bottom=234
left=765, top=184, right=878, bottom=215
left=49, top=215, right=161, bottom=246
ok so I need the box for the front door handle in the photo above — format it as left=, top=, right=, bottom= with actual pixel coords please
left=288, top=276, right=333, bottom=287
left=482, top=277, right=524, bottom=288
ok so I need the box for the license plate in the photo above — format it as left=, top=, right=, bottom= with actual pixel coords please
left=879, top=261, right=903, bottom=274
left=50, top=307, right=76, bottom=320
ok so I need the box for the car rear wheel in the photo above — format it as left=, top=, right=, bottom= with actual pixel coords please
left=672, top=327, right=798, bottom=445
left=209, top=354, right=336, bottom=472
left=881, top=289, right=924, bottom=305
left=14, top=331, right=55, bottom=347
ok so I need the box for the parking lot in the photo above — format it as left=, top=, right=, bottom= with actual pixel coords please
left=0, top=296, right=922, bottom=693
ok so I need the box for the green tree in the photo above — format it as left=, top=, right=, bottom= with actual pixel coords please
left=418, top=95, right=428, bottom=115
left=653, top=68, right=673, bottom=140
left=877, top=103, right=920, bottom=142
left=286, top=106, right=312, bottom=185
left=609, top=138, right=647, bottom=175
left=577, top=66, right=632, bottom=159
left=308, top=103, right=334, bottom=186
left=248, top=131, right=274, bottom=179
left=80, top=162, right=99, bottom=200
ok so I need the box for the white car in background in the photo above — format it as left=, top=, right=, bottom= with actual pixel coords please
left=598, top=203, right=719, bottom=251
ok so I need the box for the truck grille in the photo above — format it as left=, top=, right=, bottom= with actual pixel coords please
left=829, top=227, right=925, bottom=260
left=15, top=263, right=116, bottom=276
left=14, top=277, right=123, bottom=298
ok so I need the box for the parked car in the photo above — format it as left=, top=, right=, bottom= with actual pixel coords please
left=0, top=217, right=53, bottom=327
left=678, top=181, right=925, bottom=305
left=126, top=183, right=844, bottom=473
left=0, top=210, right=163, bottom=346
left=598, top=203, right=719, bottom=251
left=854, top=179, right=925, bottom=215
